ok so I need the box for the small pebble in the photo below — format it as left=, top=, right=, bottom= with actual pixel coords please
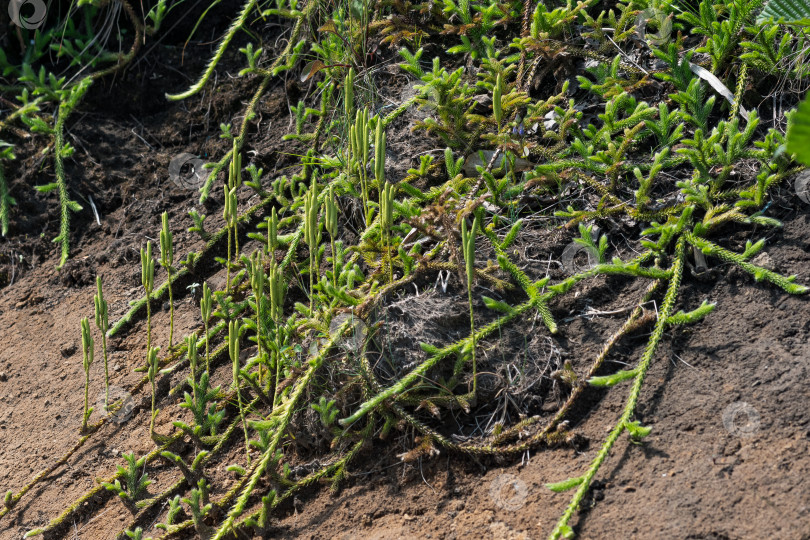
left=61, top=343, right=77, bottom=358
left=752, top=252, right=777, bottom=272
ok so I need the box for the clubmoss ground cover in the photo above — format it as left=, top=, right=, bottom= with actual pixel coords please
left=1, top=0, right=810, bottom=538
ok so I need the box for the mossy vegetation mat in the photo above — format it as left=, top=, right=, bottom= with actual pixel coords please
left=1, top=0, right=810, bottom=538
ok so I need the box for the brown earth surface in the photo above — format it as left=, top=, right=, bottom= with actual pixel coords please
left=1, top=6, right=810, bottom=540
left=2, top=206, right=810, bottom=540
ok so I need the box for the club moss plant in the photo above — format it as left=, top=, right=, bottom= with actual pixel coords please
left=93, top=276, right=110, bottom=409
left=229, top=319, right=251, bottom=464
left=200, top=282, right=213, bottom=374
left=379, top=180, right=394, bottom=282
left=0, top=0, right=152, bottom=266
left=7, top=2, right=810, bottom=539
left=159, top=212, right=176, bottom=350
left=140, top=242, right=155, bottom=366
left=461, top=212, right=481, bottom=397
left=101, top=452, right=153, bottom=510
left=79, top=317, right=94, bottom=433
left=303, top=174, right=321, bottom=312
left=325, top=185, right=339, bottom=286
left=223, top=144, right=243, bottom=294
left=147, top=346, right=160, bottom=439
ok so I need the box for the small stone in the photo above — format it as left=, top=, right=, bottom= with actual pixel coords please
left=0, top=372, right=7, bottom=382
left=752, top=252, right=777, bottom=272
left=61, top=343, right=77, bottom=358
